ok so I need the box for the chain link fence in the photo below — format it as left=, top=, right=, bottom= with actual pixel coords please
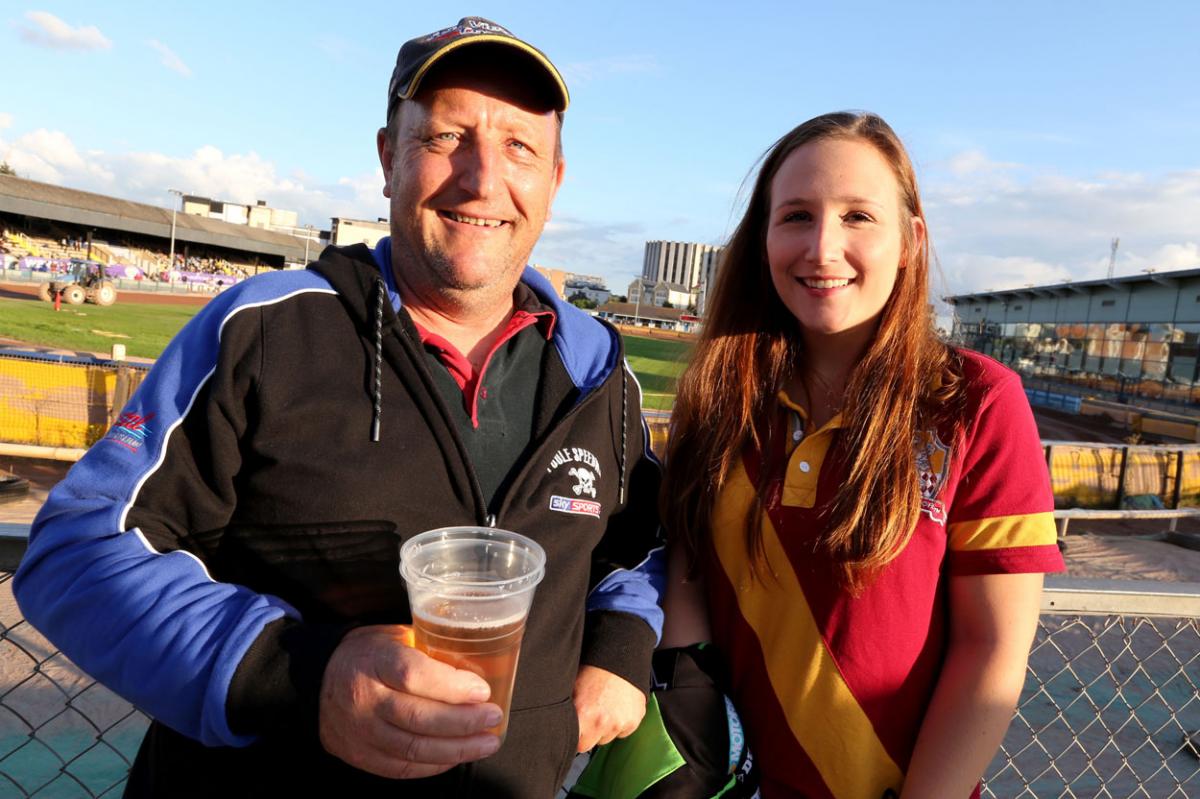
left=1, top=570, right=146, bottom=798
left=2, top=554, right=1198, bottom=797
left=0, top=351, right=149, bottom=451
left=984, top=612, right=1200, bottom=797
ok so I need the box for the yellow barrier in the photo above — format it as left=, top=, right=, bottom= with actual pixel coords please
left=0, top=353, right=146, bottom=448
left=1048, top=445, right=1121, bottom=507
left=3, top=351, right=1198, bottom=512
left=647, top=419, right=668, bottom=459
left=1182, top=451, right=1200, bottom=506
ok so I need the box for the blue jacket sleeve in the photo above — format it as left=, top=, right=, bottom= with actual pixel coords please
left=580, top=361, right=666, bottom=690
left=13, top=274, right=334, bottom=747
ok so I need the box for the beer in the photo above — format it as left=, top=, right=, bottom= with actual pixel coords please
left=412, top=595, right=528, bottom=739
left=400, top=526, right=546, bottom=744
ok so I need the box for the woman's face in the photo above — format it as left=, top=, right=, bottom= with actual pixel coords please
left=765, top=137, right=922, bottom=345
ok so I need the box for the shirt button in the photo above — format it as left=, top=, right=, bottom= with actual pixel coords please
left=798, top=461, right=811, bottom=473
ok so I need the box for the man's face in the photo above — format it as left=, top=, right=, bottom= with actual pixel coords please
left=377, top=65, right=565, bottom=307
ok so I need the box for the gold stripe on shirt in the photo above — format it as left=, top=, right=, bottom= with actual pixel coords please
left=948, top=511, right=1057, bottom=551
left=712, top=460, right=903, bottom=798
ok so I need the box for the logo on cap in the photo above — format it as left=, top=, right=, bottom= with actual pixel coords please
left=421, top=17, right=514, bottom=44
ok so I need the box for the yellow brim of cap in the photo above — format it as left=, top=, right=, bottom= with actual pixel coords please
left=402, top=35, right=570, bottom=111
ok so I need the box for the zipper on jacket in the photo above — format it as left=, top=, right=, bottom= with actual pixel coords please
left=391, top=310, right=493, bottom=526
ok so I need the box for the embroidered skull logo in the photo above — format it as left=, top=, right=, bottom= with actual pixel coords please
left=568, top=467, right=597, bottom=498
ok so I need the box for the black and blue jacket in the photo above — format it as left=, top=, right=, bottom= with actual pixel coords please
left=14, top=240, right=664, bottom=797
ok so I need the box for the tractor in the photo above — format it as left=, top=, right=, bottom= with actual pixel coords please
left=37, top=259, right=118, bottom=306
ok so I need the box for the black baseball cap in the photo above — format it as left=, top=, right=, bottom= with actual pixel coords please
left=386, top=16, right=570, bottom=123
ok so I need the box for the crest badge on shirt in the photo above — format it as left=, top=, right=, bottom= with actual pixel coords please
left=546, top=447, right=603, bottom=518
left=915, top=430, right=950, bottom=525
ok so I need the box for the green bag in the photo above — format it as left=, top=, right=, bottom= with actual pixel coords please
left=567, top=644, right=758, bottom=799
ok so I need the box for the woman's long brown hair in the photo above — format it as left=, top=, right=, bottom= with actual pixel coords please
left=662, top=112, right=969, bottom=592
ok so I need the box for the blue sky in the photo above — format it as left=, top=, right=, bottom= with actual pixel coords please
left=4, top=2, right=1199, bottom=300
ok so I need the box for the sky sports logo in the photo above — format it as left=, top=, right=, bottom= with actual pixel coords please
left=549, top=495, right=601, bottom=518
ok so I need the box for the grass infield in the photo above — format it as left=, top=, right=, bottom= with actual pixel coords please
left=0, top=296, right=692, bottom=409
left=0, top=297, right=203, bottom=360
left=622, top=335, right=691, bottom=411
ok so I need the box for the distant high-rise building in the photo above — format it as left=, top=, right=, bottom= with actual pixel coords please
left=640, top=240, right=724, bottom=311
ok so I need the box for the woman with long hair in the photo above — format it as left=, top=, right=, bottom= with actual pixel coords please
left=660, top=112, right=1064, bottom=798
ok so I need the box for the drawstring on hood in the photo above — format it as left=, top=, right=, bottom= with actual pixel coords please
left=619, top=364, right=628, bottom=505
left=371, top=277, right=384, bottom=442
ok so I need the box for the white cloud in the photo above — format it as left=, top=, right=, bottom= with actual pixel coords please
left=0, top=126, right=387, bottom=228
left=1124, top=242, right=1200, bottom=274
left=936, top=254, right=1075, bottom=296
left=0, top=112, right=12, bottom=130
left=534, top=215, right=647, bottom=288
left=0, top=120, right=644, bottom=288
left=337, top=170, right=387, bottom=219
left=945, top=149, right=1018, bottom=178
left=562, top=55, right=660, bottom=86
left=147, top=40, right=192, bottom=77
left=0, top=121, right=654, bottom=288
left=0, top=128, right=113, bottom=184
left=18, top=11, right=111, bottom=51
left=925, top=151, right=1200, bottom=296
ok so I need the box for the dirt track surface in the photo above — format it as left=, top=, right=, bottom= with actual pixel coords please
left=1031, top=406, right=1128, bottom=443
left=0, top=457, right=68, bottom=524
left=0, top=280, right=211, bottom=306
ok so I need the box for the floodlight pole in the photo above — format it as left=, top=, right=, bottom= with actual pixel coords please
left=167, top=188, right=183, bottom=274
left=634, top=277, right=643, bottom=327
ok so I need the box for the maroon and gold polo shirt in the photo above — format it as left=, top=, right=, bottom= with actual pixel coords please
left=704, top=349, right=1063, bottom=799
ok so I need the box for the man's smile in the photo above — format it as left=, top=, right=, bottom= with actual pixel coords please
left=440, top=210, right=507, bottom=228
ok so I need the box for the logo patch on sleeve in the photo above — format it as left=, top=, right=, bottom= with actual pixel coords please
left=105, top=411, right=155, bottom=453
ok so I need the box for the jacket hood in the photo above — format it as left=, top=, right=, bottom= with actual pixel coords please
left=307, top=238, right=623, bottom=397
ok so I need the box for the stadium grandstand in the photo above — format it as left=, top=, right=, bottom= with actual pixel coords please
left=947, top=267, right=1200, bottom=410
left=0, top=174, right=317, bottom=287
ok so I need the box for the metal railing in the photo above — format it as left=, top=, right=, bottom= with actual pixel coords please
left=1054, top=508, right=1200, bottom=540
left=2, top=529, right=1198, bottom=797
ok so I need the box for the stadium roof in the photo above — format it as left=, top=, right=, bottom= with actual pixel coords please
left=945, top=267, right=1200, bottom=305
left=0, top=174, right=309, bottom=262
left=597, top=301, right=687, bottom=321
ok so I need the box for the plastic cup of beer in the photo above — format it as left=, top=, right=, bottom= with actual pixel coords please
left=399, top=526, right=546, bottom=742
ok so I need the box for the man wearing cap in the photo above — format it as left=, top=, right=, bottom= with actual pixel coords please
left=15, top=17, right=663, bottom=798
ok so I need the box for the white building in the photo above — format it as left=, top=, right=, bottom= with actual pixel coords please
left=564, top=277, right=610, bottom=306
left=638, top=240, right=724, bottom=310
left=180, top=196, right=319, bottom=254
left=330, top=217, right=390, bottom=249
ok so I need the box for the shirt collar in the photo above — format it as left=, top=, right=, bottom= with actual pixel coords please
left=778, top=388, right=844, bottom=432
left=372, top=237, right=555, bottom=340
